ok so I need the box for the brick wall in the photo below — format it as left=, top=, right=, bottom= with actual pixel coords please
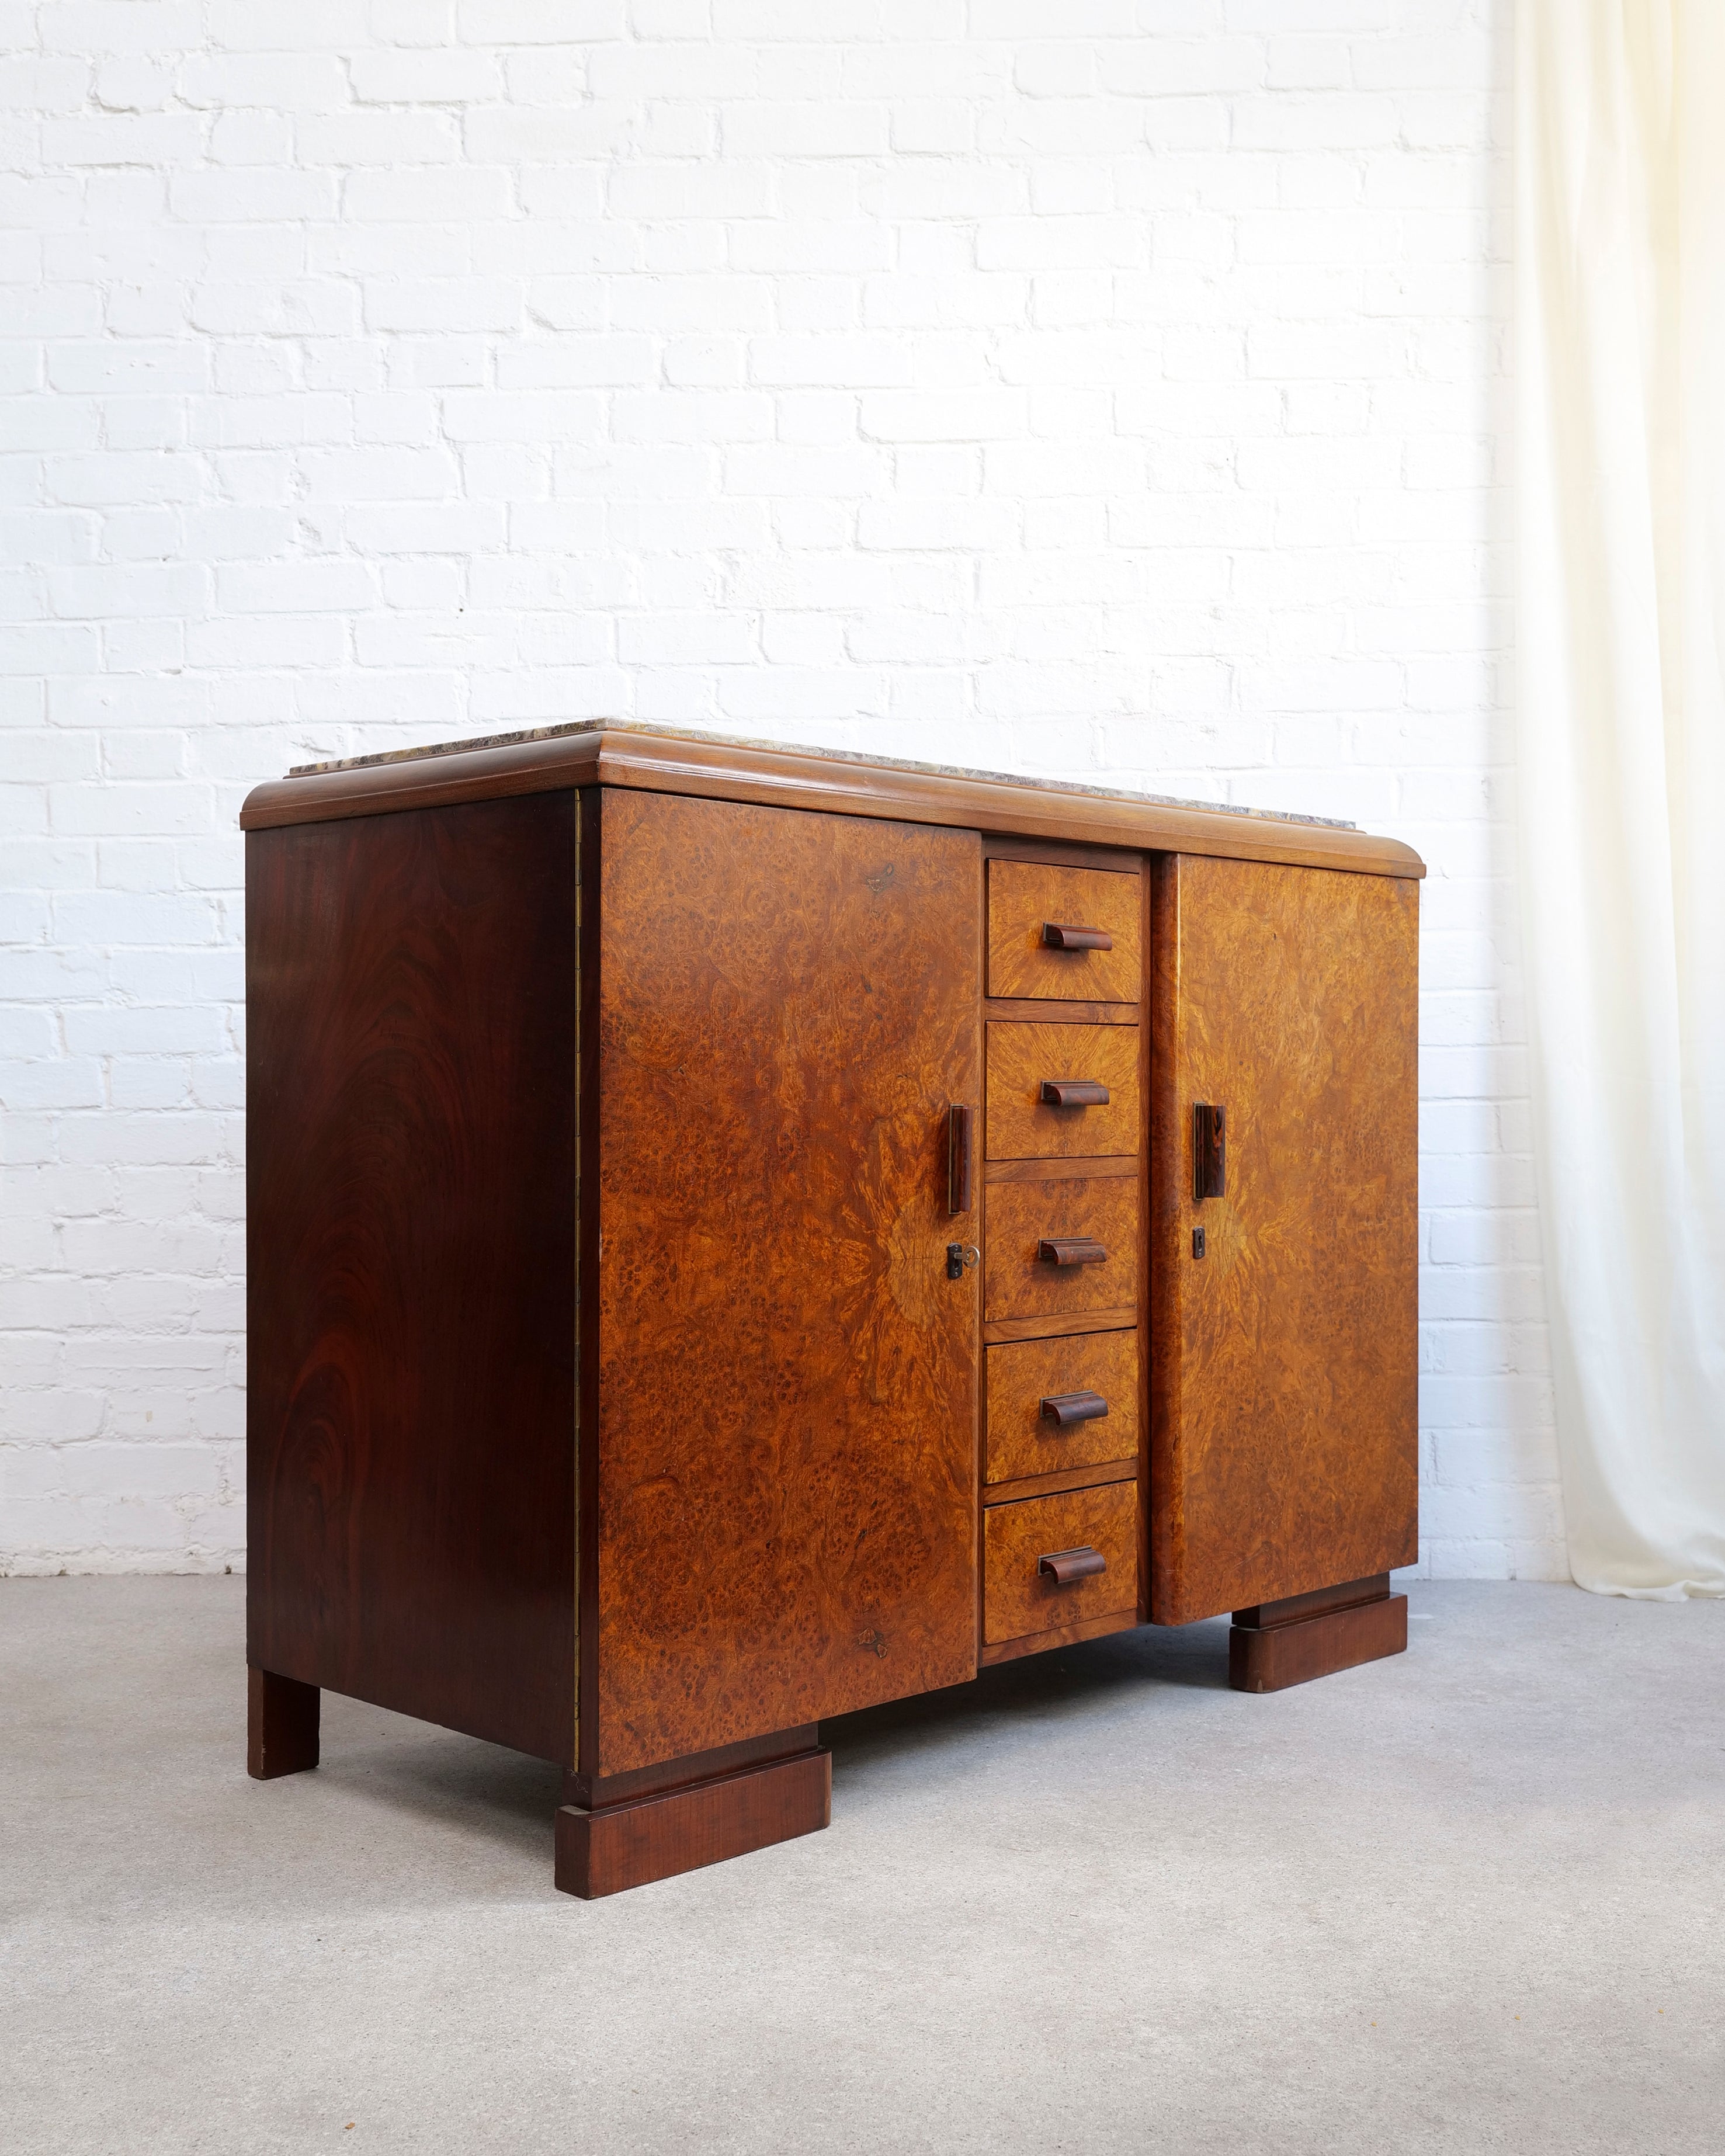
left=0, top=0, right=1562, bottom=1578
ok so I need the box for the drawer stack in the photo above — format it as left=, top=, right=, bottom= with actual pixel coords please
left=978, top=854, right=1144, bottom=1664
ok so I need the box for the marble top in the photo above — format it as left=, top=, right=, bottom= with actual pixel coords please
left=289, top=718, right=1356, bottom=832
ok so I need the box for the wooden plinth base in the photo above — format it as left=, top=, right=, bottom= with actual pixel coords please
left=247, top=1666, right=320, bottom=1778
left=1229, top=1575, right=1406, bottom=1693
left=555, top=1747, right=831, bottom=1899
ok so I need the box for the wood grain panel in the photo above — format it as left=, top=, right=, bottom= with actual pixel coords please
left=595, top=789, right=981, bottom=1776
left=983, top=834, right=1144, bottom=873
left=987, top=862, right=1143, bottom=1002
left=985, top=997, right=1139, bottom=1026
left=983, top=1306, right=1137, bottom=1345
left=984, top=1328, right=1139, bottom=1485
left=984, top=1173, right=1140, bottom=1323
left=246, top=796, right=578, bottom=1764
left=985, top=1021, right=1141, bottom=1159
left=1148, top=853, right=1419, bottom=1625
left=983, top=1483, right=1138, bottom=1646
left=985, top=1154, right=1136, bottom=1185
left=983, top=1462, right=1135, bottom=1506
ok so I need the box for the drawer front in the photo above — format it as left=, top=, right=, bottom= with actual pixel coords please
left=984, top=1481, right=1139, bottom=1645
left=985, top=1327, right=1139, bottom=1485
left=984, top=1172, right=1139, bottom=1323
left=985, top=1020, right=1140, bottom=1160
left=987, top=862, right=1141, bottom=1004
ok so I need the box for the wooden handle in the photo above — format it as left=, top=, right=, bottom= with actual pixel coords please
left=1039, top=1390, right=1109, bottom=1426
left=1039, top=1078, right=1110, bottom=1107
left=1041, top=922, right=1113, bottom=952
left=1194, top=1102, right=1226, bottom=1200
left=1037, top=1237, right=1107, bottom=1267
left=947, top=1103, right=974, bottom=1215
left=1039, top=1546, right=1106, bottom=1584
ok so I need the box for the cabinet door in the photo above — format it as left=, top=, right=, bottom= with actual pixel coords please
left=1149, top=855, right=1418, bottom=1624
left=593, top=789, right=981, bottom=1775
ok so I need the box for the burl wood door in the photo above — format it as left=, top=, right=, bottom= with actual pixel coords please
left=1149, top=855, right=1418, bottom=1624
left=592, top=789, right=981, bottom=1775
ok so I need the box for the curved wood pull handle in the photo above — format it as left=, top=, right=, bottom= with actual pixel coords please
left=1042, top=922, right=1113, bottom=951
left=1039, top=1546, right=1106, bottom=1584
left=1039, top=1390, right=1109, bottom=1426
left=1039, top=1078, right=1110, bottom=1107
left=1194, top=1102, right=1226, bottom=1200
left=1037, top=1237, right=1107, bottom=1267
left=947, top=1103, right=974, bottom=1215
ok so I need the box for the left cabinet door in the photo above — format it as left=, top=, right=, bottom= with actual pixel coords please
left=593, top=788, right=982, bottom=1775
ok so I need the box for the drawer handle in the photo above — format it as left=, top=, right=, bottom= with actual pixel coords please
left=1039, top=1546, right=1107, bottom=1584
left=1042, top=921, right=1113, bottom=952
left=1037, top=1236, right=1107, bottom=1268
left=1039, top=1078, right=1110, bottom=1108
left=947, top=1102, right=974, bottom=1214
left=1040, top=1390, right=1110, bottom=1426
left=1194, top=1102, right=1226, bottom=1200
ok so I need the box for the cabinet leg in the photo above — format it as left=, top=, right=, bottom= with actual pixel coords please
left=555, top=1744, right=831, bottom=1900
left=1229, top=1574, right=1406, bottom=1693
left=247, top=1665, right=320, bottom=1779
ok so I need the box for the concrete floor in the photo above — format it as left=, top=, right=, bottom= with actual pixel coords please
left=3, top=1580, right=1721, bottom=2154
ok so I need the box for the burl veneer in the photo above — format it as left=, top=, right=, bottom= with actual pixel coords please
left=984, top=1328, right=1139, bottom=1487
left=592, top=789, right=981, bottom=1775
left=242, top=722, right=1423, bottom=1898
left=1148, top=855, right=1419, bottom=1629
left=984, top=1021, right=1141, bottom=1160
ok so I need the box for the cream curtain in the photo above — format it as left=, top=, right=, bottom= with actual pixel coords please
left=1515, top=0, right=1725, bottom=1594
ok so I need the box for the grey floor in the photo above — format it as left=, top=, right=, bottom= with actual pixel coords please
left=4, top=1580, right=1721, bottom=2154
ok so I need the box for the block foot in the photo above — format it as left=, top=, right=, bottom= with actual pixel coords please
left=1229, top=1574, right=1406, bottom=1693
left=247, top=1665, right=320, bottom=1778
left=555, top=1744, right=831, bottom=1899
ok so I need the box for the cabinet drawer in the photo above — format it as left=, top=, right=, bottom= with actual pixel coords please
left=987, top=862, right=1141, bottom=1004
left=984, top=1481, right=1138, bottom=1646
left=984, top=1171, right=1139, bottom=1324
left=985, top=1020, right=1140, bottom=1161
left=985, top=1327, right=1139, bottom=1485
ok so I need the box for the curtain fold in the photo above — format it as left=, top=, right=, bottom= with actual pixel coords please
left=1515, top=0, right=1725, bottom=1595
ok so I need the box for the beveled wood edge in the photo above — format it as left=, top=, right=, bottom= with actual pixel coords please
left=240, top=727, right=1426, bottom=879
left=984, top=1154, right=1139, bottom=1184
left=1233, top=1572, right=1390, bottom=1631
left=243, top=729, right=605, bottom=830
left=983, top=1461, right=1136, bottom=1507
left=1145, top=853, right=1183, bottom=1624
left=985, top=998, right=1139, bottom=1025
left=565, top=1723, right=820, bottom=1811
left=554, top=1744, right=831, bottom=1898
left=979, top=1608, right=1139, bottom=1666
left=983, top=1306, right=1138, bottom=1345
left=1136, top=865, right=1152, bottom=1623
left=1227, top=1593, right=1408, bottom=1694
left=983, top=833, right=1143, bottom=873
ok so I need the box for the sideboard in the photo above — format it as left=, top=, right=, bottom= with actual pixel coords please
left=241, top=722, right=1421, bottom=1898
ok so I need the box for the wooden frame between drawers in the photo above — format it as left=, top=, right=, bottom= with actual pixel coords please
left=976, top=850, right=1152, bottom=1651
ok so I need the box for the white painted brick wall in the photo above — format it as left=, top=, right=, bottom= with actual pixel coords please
left=0, top=0, right=1564, bottom=1580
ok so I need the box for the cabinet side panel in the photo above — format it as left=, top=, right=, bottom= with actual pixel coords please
left=247, top=794, right=578, bottom=1762
left=1148, top=856, right=1419, bottom=1624
left=596, top=790, right=981, bottom=1775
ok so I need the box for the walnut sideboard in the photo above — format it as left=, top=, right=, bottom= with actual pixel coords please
left=241, top=722, right=1421, bottom=1899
